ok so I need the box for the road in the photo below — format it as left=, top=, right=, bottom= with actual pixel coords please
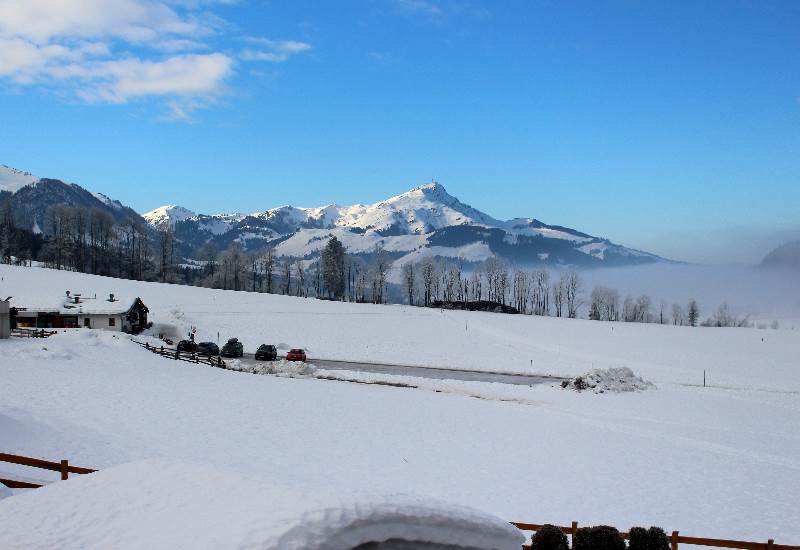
left=238, top=353, right=563, bottom=386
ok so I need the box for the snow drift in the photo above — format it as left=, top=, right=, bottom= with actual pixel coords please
left=561, top=367, right=654, bottom=393
left=229, top=358, right=317, bottom=377
left=0, top=460, right=524, bottom=550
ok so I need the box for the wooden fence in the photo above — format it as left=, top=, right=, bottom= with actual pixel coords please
left=11, top=328, right=57, bottom=338
left=514, top=522, right=798, bottom=550
left=131, top=339, right=227, bottom=369
left=0, top=452, right=96, bottom=489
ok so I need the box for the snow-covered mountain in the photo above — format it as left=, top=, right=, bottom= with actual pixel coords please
left=2, top=160, right=665, bottom=268
left=148, top=182, right=665, bottom=268
left=1, top=164, right=147, bottom=234
left=0, top=165, right=37, bottom=194
left=143, top=205, right=197, bottom=230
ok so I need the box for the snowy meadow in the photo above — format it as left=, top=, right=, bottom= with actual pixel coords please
left=1, top=264, right=799, bottom=543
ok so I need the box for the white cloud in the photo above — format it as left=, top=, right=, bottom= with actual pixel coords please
left=0, top=0, right=309, bottom=120
left=240, top=39, right=312, bottom=63
left=395, top=0, right=443, bottom=17
left=0, top=0, right=206, bottom=45
left=52, top=53, right=233, bottom=103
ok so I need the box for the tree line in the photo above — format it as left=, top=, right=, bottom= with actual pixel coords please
left=0, top=212, right=765, bottom=328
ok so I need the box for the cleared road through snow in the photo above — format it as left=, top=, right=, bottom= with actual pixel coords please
left=239, top=354, right=563, bottom=386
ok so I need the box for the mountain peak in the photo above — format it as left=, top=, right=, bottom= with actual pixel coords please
left=412, top=180, right=450, bottom=199
left=143, top=204, right=196, bottom=229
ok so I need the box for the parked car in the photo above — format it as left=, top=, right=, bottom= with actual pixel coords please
left=220, top=337, right=244, bottom=358
left=255, top=344, right=277, bottom=361
left=176, top=340, right=197, bottom=353
left=196, top=342, right=219, bottom=356
left=285, top=348, right=307, bottom=362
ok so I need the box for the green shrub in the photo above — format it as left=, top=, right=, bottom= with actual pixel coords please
left=532, top=525, right=569, bottom=550
left=628, top=526, right=669, bottom=550
left=628, top=527, right=649, bottom=550
left=576, top=526, right=625, bottom=550
left=572, top=527, right=592, bottom=550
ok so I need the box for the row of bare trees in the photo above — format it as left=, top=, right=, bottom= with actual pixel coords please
left=587, top=285, right=752, bottom=328
left=399, top=256, right=583, bottom=317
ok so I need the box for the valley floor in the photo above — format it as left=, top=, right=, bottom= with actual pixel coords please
left=1, top=265, right=799, bottom=543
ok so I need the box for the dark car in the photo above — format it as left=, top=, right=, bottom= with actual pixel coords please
left=176, top=339, right=197, bottom=353
left=220, top=337, right=244, bottom=358
left=285, top=348, right=307, bottom=362
left=196, top=342, right=219, bottom=356
left=255, top=344, right=277, bottom=361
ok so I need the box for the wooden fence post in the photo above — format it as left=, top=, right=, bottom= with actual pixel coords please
left=671, top=531, right=679, bottom=550
left=60, top=459, right=69, bottom=480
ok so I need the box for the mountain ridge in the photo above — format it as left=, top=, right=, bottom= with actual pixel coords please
left=143, top=181, right=665, bottom=268
left=2, top=163, right=666, bottom=268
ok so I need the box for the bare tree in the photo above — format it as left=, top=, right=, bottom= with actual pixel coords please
left=531, top=269, right=550, bottom=316
left=421, top=259, right=435, bottom=306
left=263, top=247, right=275, bottom=293
left=564, top=270, right=581, bottom=318
left=370, top=249, right=390, bottom=304
left=295, top=258, right=306, bottom=297
left=513, top=270, right=528, bottom=313
left=282, top=256, right=293, bottom=294
left=552, top=276, right=565, bottom=317
left=671, top=303, right=685, bottom=325
left=469, top=269, right=482, bottom=302
left=402, top=262, right=416, bottom=305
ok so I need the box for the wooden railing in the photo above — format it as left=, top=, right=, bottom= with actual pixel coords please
left=0, top=452, right=96, bottom=489
left=514, top=522, right=798, bottom=550
left=11, top=328, right=57, bottom=338
left=131, top=339, right=227, bottom=369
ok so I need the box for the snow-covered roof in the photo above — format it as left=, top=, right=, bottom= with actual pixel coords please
left=12, top=292, right=144, bottom=316
left=0, top=460, right=524, bottom=550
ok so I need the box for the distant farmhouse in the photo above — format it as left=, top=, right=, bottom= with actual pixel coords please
left=12, top=291, right=149, bottom=334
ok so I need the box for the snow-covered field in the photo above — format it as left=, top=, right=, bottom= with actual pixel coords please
left=2, top=264, right=798, bottom=391
left=2, top=264, right=800, bottom=544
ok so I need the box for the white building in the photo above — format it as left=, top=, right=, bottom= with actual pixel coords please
left=13, top=291, right=149, bottom=334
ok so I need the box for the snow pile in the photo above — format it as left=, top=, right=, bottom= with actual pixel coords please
left=0, top=460, right=524, bottom=550
left=230, top=359, right=316, bottom=377
left=561, top=367, right=654, bottom=393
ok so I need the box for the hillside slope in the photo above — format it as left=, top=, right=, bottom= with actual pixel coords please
left=761, top=240, right=800, bottom=270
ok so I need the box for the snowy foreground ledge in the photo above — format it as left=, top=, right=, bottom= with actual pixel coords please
left=0, top=460, right=524, bottom=550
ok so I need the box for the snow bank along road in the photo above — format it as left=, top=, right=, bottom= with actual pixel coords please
left=2, top=265, right=800, bottom=543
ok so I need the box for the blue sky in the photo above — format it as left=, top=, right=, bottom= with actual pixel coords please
left=1, top=1, right=799, bottom=264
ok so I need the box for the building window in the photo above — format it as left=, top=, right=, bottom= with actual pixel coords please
left=109, top=317, right=115, bottom=327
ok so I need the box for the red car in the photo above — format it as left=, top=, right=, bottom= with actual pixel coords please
left=286, top=348, right=307, bottom=362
